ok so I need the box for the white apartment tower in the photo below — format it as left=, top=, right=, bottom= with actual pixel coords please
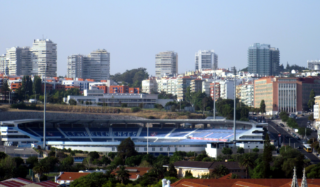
left=195, top=50, right=218, bottom=71
left=5, top=47, right=32, bottom=76
left=31, top=39, right=57, bottom=77
left=67, top=55, right=84, bottom=79
left=155, top=51, right=178, bottom=77
left=0, top=54, right=8, bottom=75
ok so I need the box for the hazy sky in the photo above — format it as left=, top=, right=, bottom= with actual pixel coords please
left=1, top=0, right=320, bottom=77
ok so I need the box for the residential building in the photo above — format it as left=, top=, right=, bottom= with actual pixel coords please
left=240, top=81, right=254, bottom=107
left=177, top=76, right=194, bottom=101
left=190, top=79, right=203, bottom=93
left=195, top=50, right=218, bottom=71
left=55, top=172, right=90, bottom=186
left=155, top=51, right=178, bottom=77
left=219, top=79, right=241, bottom=100
left=248, top=43, right=280, bottom=76
left=210, top=82, right=220, bottom=101
left=83, top=49, right=110, bottom=81
left=0, top=54, right=8, bottom=75
left=308, top=60, right=320, bottom=70
left=6, top=47, right=32, bottom=76
left=314, top=96, right=320, bottom=141
left=202, top=78, right=214, bottom=96
left=67, top=55, right=84, bottom=79
left=142, top=77, right=157, bottom=94
left=31, top=39, right=57, bottom=77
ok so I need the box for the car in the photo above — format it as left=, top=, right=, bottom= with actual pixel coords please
left=280, top=123, right=284, bottom=127
left=296, top=146, right=301, bottom=149
left=297, top=137, right=301, bottom=140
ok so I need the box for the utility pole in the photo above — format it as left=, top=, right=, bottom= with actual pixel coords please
left=147, top=123, right=149, bottom=154
left=43, top=64, right=47, bottom=149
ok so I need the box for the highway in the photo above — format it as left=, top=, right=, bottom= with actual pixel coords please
left=267, top=117, right=320, bottom=164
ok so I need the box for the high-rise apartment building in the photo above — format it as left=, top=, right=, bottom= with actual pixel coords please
left=248, top=43, right=280, bottom=76
left=155, top=51, right=178, bottom=77
left=195, top=50, right=218, bottom=71
left=85, top=49, right=110, bottom=81
left=0, top=54, right=8, bottom=75
left=67, top=49, right=110, bottom=81
left=67, top=55, right=84, bottom=79
left=31, top=39, right=57, bottom=77
left=5, top=47, right=32, bottom=76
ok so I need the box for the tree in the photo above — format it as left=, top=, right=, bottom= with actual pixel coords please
left=1, top=82, right=10, bottom=102
left=309, top=114, right=314, bottom=121
left=211, top=165, right=230, bottom=179
left=108, top=152, right=117, bottom=159
left=26, top=156, right=38, bottom=168
left=239, top=153, right=255, bottom=178
left=116, top=166, right=130, bottom=184
left=252, top=147, right=259, bottom=153
left=33, top=76, right=42, bottom=95
left=61, top=156, right=74, bottom=171
left=184, top=170, right=193, bottom=178
left=14, top=157, right=24, bottom=167
left=261, top=134, right=272, bottom=178
left=33, top=162, right=49, bottom=180
left=88, top=151, right=100, bottom=161
left=279, top=111, right=289, bottom=122
left=222, top=147, right=233, bottom=157
left=166, top=163, right=178, bottom=178
left=307, top=163, right=320, bottom=178
left=69, top=99, right=77, bottom=105
left=70, top=172, right=110, bottom=187
left=308, top=89, right=315, bottom=111
left=117, top=138, right=137, bottom=160
left=237, top=147, right=245, bottom=154
left=0, top=156, right=16, bottom=179
left=260, top=100, right=266, bottom=114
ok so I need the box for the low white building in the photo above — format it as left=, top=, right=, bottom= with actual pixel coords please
left=67, top=93, right=158, bottom=108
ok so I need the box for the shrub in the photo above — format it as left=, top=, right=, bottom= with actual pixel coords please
left=131, top=107, right=140, bottom=112
left=121, top=103, right=127, bottom=107
left=147, top=116, right=156, bottom=119
left=69, top=99, right=77, bottom=105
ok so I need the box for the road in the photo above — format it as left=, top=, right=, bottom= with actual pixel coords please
left=267, top=118, right=320, bottom=164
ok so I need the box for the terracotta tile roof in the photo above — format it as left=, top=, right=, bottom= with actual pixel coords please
left=171, top=179, right=320, bottom=187
left=111, top=167, right=151, bottom=180
left=35, top=181, right=60, bottom=187
left=56, top=172, right=89, bottom=181
left=219, top=173, right=233, bottom=179
left=0, top=178, right=33, bottom=186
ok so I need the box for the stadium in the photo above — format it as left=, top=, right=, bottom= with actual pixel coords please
left=0, top=118, right=267, bottom=157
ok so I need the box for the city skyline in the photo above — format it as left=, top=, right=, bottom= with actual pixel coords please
left=1, top=1, right=320, bottom=77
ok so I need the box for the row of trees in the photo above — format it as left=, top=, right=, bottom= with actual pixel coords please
left=110, top=68, right=149, bottom=89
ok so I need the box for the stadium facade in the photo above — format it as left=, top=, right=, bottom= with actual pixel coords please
left=0, top=119, right=267, bottom=157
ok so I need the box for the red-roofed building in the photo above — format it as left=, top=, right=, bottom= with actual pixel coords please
left=171, top=179, right=320, bottom=187
left=55, top=172, right=89, bottom=186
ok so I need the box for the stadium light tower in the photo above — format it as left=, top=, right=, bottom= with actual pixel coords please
left=43, top=64, right=47, bottom=149
left=213, top=71, right=216, bottom=119
left=233, top=67, right=236, bottom=145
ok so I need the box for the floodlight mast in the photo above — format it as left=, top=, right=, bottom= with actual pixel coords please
left=233, top=67, right=236, bottom=144
left=43, top=64, right=47, bottom=149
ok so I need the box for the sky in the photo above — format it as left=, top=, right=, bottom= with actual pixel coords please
left=1, top=0, right=320, bottom=77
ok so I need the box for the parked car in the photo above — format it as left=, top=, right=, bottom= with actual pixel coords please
left=297, top=137, right=301, bottom=140
left=280, top=123, right=285, bottom=127
left=296, top=146, right=301, bottom=149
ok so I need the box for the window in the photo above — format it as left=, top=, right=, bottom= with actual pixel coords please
left=136, top=147, right=139, bottom=151
left=144, top=147, right=147, bottom=151
left=160, top=148, right=163, bottom=151
left=152, top=148, right=155, bottom=151
left=112, top=147, right=115, bottom=151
